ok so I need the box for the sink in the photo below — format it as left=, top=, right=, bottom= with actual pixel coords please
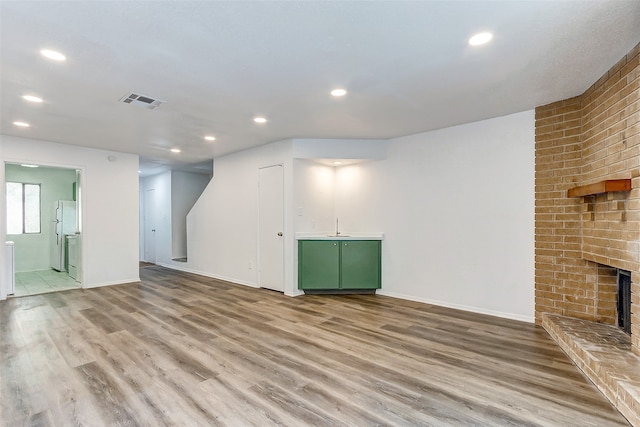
left=327, top=234, right=350, bottom=237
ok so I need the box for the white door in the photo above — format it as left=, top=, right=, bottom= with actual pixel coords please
left=144, top=189, right=157, bottom=263
left=258, top=165, right=284, bottom=292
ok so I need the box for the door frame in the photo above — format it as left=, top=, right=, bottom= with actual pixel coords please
left=1, top=159, right=85, bottom=292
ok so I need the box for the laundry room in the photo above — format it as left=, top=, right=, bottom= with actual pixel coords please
left=5, top=162, right=80, bottom=296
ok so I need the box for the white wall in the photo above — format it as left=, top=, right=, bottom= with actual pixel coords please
left=171, top=171, right=211, bottom=259
left=335, top=110, right=535, bottom=321
left=0, top=135, right=140, bottom=294
left=5, top=164, right=76, bottom=272
left=293, top=159, right=335, bottom=233
left=184, top=139, right=296, bottom=292
left=292, top=138, right=387, bottom=161
left=0, top=137, right=4, bottom=300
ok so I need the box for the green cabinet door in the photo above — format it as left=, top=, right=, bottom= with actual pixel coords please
left=298, top=240, right=340, bottom=289
left=340, top=240, right=381, bottom=289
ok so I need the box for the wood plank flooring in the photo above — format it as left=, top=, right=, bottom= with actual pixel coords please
left=0, top=266, right=630, bottom=426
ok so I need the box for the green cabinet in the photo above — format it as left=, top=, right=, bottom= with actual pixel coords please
left=340, top=241, right=381, bottom=289
left=298, top=240, right=340, bottom=289
left=298, top=240, right=381, bottom=291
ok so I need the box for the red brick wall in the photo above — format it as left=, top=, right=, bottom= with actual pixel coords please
left=535, top=43, right=640, bottom=354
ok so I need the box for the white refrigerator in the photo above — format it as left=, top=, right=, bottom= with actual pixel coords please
left=51, top=200, right=77, bottom=271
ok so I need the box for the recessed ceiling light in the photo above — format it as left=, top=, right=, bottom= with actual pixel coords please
left=13, top=121, right=30, bottom=127
left=170, top=148, right=181, bottom=153
left=40, top=49, right=66, bottom=61
left=331, top=89, right=347, bottom=97
left=333, top=161, right=343, bottom=166
left=22, top=95, right=43, bottom=103
left=468, top=32, right=493, bottom=46
left=21, top=164, right=39, bottom=168
left=204, top=135, right=216, bottom=141
left=253, top=117, right=267, bottom=124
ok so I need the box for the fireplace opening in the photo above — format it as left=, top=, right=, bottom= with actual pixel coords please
left=617, top=269, right=631, bottom=335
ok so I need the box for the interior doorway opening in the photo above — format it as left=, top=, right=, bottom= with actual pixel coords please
left=143, top=188, right=157, bottom=264
left=4, top=162, right=82, bottom=297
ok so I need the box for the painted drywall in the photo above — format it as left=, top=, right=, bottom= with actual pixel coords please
left=334, top=110, right=535, bottom=321
left=292, top=138, right=387, bottom=161
left=183, top=139, right=296, bottom=293
left=5, top=164, right=76, bottom=272
left=333, top=161, right=387, bottom=234
left=171, top=171, right=211, bottom=259
left=293, top=159, right=336, bottom=233
left=0, top=138, right=4, bottom=300
left=0, top=135, right=140, bottom=293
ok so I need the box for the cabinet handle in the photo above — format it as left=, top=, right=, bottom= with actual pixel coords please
left=344, top=243, right=348, bottom=246
left=333, top=243, right=337, bottom=246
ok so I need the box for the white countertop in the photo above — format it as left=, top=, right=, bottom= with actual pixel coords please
left=295, top=232, right=384, bottom=240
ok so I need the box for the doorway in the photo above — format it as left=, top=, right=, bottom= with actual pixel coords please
left=4, top=163, right=82, bottom=297
left=258, top=165, right=284, bottom=292
left=143, top=188, right=157, bottom=263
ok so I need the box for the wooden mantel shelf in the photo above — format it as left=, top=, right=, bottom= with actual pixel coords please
left=567, top=179, right=632, bottom=198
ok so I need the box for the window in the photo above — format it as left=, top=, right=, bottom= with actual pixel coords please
left=6, top=182, right=41, bottom=234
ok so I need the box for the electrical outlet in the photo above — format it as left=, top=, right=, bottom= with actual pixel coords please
left=297, top=206, right=303, bottom=216
left=248, top=261, right=253, bottom=269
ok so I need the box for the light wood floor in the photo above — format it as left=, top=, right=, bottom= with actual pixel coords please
left=1, top=266, right=629, bottom=426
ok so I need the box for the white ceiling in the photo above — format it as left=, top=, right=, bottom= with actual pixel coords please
left=1, top=1, right=639, bottom=175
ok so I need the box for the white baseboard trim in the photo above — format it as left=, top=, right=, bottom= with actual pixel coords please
left=83, top=277, right=140, bottom=289
left=376, top=290, right=535, bottom=323
left=155, top=263, right=259, bottom=289
left=285, top=290, right=305, bottom=297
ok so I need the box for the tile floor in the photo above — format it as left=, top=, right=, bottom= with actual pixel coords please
left=12, top=269, right=80, bottom=297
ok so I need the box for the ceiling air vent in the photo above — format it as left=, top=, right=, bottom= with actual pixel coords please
left=119, top=93, right=166, bottom=110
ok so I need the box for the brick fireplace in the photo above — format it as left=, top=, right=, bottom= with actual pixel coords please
left=535, top=42, right=639, bottom=352
left=535, top=42, right=639, bottom=424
